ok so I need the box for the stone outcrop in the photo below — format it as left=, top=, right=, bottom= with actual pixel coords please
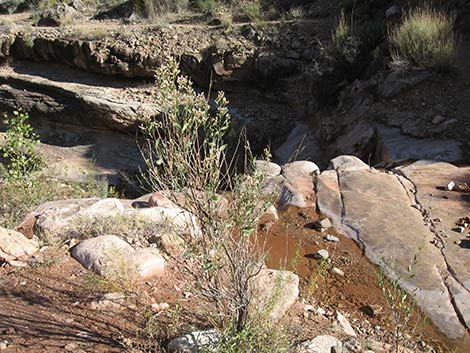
left=316, top=155, right=468, bottom=338
left=0, top=63, right=158, bottom=132
left=375, top=125, right=463, bottom=165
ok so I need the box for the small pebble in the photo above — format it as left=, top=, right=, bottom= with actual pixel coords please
left=447, top=181, right=455, bottom=191
left=304, top=304, right=315, bottom=312
left=325, top=234, right=340, bottom=243
left=332, top=267, right=344, bottom=276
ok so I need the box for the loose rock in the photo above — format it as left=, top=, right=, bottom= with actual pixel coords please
left=313, top=249, right=329, bottom=260
left=325, top=234, right=339, bottom=243
left=336, top=311, right=356, bottom=337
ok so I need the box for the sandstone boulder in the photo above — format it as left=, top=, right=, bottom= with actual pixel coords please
left=278, top=161, right=319, bottom=208
left=254, top=160, right=282, bottom=178
left=249, top=269, right=299, bottom=322
left=0, top=227, right=39, bottom=263
left=28, top=196, right=201, bottom=241
left=70, top=234, right=165, bottom=280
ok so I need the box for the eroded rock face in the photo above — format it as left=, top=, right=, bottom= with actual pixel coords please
left=0, top=227, right=39, bottom=263
left=316, top=155, right=467, bottom=338
left=274, top=123, right=326, bottom=166
left=0, top=63, right=158, bottom=132
left=70, top=234, right=165, bottom=280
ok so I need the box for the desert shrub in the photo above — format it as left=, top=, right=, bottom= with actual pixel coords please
left=135, top=0, right=189, bottom=18
left=331, top=11, right=361, bottom=64
left=389, top=5, right=457, bottom=72
left=1, top=110, right=44, bottom=180
left=286, top=6, right=304, bottom=19
left=236, top=0, right=263, bottom=22
left=195, top=0, right=220, bottom=14
left=0, top=175, right=113, bottom=229
left=139, top=60, right=288, bottom=350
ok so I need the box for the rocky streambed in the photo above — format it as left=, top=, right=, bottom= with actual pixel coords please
left=1, top=14, right=470, bottom=352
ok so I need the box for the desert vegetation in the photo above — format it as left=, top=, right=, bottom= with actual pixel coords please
left=389, top=4, right=458, bottom=72
left=137, top=60, right=290, bottom=352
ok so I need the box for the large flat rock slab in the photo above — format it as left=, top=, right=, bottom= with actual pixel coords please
left=375, top=125, right=463, bottom=165
left=398, top=160, right=470, bottom=330
left=317, top=156, right=467, bottom=338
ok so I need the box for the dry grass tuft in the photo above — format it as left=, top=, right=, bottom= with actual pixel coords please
left=389, top=5, right=458, bottom=72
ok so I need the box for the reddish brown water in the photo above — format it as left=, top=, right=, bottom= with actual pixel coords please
left=260, top=205, right=470, bottom=353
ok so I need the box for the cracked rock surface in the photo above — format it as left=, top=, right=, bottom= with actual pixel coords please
left=398, top=160, right=470, bottom=331
left=316, top=155, right=469, bottom=339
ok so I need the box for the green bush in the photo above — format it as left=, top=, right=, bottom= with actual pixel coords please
left=389, top=5, right=457, bottom=72
left=1, top=110, right=44, bottom=180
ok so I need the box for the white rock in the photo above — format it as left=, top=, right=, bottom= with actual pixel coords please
left=255, top=160, right=282, bottom=178
left=328, top=155, right=369, bottom=173
left=332, top=267, right=344, bottom=276
left=151, top=302, right=170, bottom=312
left=295, top=335, right=342, bottom=353
left=283, top=160, right=320, bottom=176
left=447, top=181, right=456, bottom=191
left=336, top=311, right=356, bottom=337
left=325, top=234, right=339, bottom=243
